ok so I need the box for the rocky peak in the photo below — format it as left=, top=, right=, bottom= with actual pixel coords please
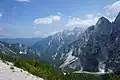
left=114, top=12, right=120, bottom=23
left=112, top=12, right=120, bottom=31
left=95, top=17, right=111, bottom=35
left=96, top=17, right=111, bottom=26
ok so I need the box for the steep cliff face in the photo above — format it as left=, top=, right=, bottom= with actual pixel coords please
left=60, top=12, right=120, bottom=73
left=82, top=17, right=112, bottom=72
left=105, top=12, right=120, bottom=72
left=59, top=25, right=95, bottom=71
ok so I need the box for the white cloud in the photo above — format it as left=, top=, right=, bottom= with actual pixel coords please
left=34, top=17, right=52, bottom=24
left=68, top=16, right=72, bottom=18
left=49, top=15, right=61, bottom=21
left=34, top=31, right=42, bottom=36
left=104, top=0, right=120, bottom=22
left=45, top=30, right=62, bottom=37
left=0, top=13, right=3, bottom=17
left=57, top=12, right=63, bottom=15
left=66, top=15, right=99, bottom=27
left=49, top=30, right=61, bottom=35
left=33, top=15, right=61, bottom=25
left=48, top=31, right=58, bottom=36
left=85, top=14, right=94, bottom=19
left=105, top=0, right=120, bottom=13
left=66, top=0, right=120, bottom=28
left=16, top=0, right=31, bottom=2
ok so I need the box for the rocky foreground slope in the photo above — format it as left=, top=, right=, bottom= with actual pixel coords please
left=0, top=60, right=44, bottom=80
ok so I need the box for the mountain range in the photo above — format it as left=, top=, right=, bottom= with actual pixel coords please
left=0, top=12, right=120, bottom=74
left=0, top=41, right=41, bottom=59
left=0, top=37, right=42, bottom=46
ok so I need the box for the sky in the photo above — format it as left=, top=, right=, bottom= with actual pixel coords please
left=0, top=0, right=120, bottom=38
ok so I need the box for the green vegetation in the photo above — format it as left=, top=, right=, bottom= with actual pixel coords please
left=0, top=52, right=65, bottom=80
left=14, top=58, right=65, bottom=80
left=108, top=73, right=120, bottom=80
left=64, top=73, right=103, bottom=80
left=0, top=52, right=120, bottom=80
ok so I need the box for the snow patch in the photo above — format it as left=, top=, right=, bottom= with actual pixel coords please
left=19, top=50, right=27, bottom=54
left=57, top=41, right=64, bottom=51
left=19, top=44, right=22, bottom=47
left=98, top=62, right=106, bottom=73
left=52, top=52, right=58, bottom=60
left=43, top=39, right=53, bottom=52
left=48, top=40, right=52, bottom=46
left=67, top=32, right=74, bottom=36
left=52, top=41, right=64, bottom=60
left=60, top=53, right=65, bottom=60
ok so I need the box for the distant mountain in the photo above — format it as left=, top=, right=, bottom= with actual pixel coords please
left=0, top=41, right=41, bottom=59
left=60, top=12, right=120, bottom=73
left=0, top=35, right=10, bottom=38
left=0, top=37, right=42, bottom=46
left=32, top=27, right=85, bottom=66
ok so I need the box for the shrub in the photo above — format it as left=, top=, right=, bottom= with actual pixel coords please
left=10, top=66, right=14, bottom=70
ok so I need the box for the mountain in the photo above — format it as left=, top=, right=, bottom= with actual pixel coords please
left=4, top=12, right=120, bottom=74
left=60, top=17, right=112, bottom=72
left=0, top=41, right=41, bottom=59
left=60, top=12, right=120, bottom=73
left=105, top=12, right=120, bottom=72
left=33, top=27, right=85, bottom=66
left=0, top=37, right=42, bottom=46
